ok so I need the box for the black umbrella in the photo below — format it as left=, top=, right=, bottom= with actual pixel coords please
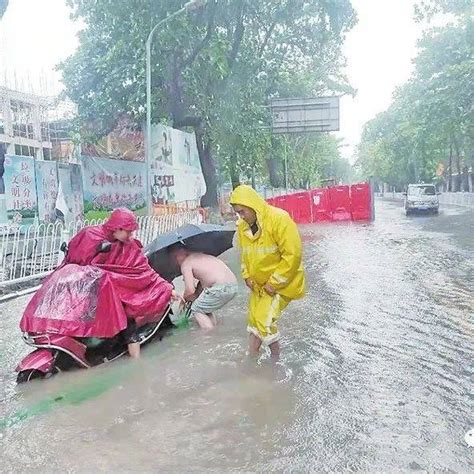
left=145, top=223, right=235, bottom=281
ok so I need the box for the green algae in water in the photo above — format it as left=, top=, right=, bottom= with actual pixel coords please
left=0, top=366, right=129, bottom=431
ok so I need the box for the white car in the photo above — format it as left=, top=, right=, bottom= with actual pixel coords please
left=404, top=184, right=440, bottom=215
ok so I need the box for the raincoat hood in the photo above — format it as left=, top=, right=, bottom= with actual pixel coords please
left=103, top=208, right=139, bottom=234
left=229, top=185, right=268, bottom=216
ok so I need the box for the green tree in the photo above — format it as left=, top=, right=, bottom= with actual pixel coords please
left=414, top=0, right=472, bottom=21
left=60, top=0, right=356, bottom=206
left=0, top=0, right=8, bottom=17
left=278, top=134, right=350, bottom=189
left=357, top=7, right=473, bottom=191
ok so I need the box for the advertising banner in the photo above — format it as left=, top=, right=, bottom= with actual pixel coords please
left=35, top=160, right=59, bottom=223
left=150, top=124, right=206, bottom=206
left=3, top=154, right=37, bottom=223
left=81, top=155, right=146, bottom=217
left=81, top=118, right=145, bottom=162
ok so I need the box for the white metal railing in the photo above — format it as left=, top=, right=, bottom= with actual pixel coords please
left=0, top=210, right=202, bottom=285
left=377, top=191, right=474, bottom=207
left=439, top=192, right=474, bottom=207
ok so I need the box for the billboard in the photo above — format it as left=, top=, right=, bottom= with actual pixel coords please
left=81, top=118, right=145, bottom=162
left=150, top=124, right=206, bottom=205
left=3, top=154, right=38, bottom=223
left=271, top=96, right=340, bottom=134
left=81, top=155, right=146, bottom=215
left=35, top=160, right=59, bottom=223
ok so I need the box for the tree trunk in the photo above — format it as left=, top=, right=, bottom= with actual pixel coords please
left=454, top=140, right=462, bottom=192
left=266, top=136, right=282, bottom=188
left=448, top=143, right=453, bottom=192
left=229, top=156, right=240, bottom=189
left=195, top=125, right=218, bottom=207
left=462, top=166, right=469, bottom=192
left=266, top=158, right=281, bottom=188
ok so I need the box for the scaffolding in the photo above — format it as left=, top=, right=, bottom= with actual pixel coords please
left=0, top=82, right=77, bottom=162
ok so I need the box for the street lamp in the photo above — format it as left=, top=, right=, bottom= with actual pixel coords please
left=145, top=0, right=206, bottom=215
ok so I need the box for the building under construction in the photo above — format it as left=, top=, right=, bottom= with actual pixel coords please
left=0, top=86, right=76, bottom=162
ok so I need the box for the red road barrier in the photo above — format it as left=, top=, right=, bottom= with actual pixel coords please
left=310, top=188, right=332, bottom=222
left=329, top=185, right=352, bottom=221
left=274, top=195, right=290, bottom=213
left=350, top=183, right=372, bottom=221
left=288, top=191, right=313, bottom=223
left=267, top=182, right=373, bottom=224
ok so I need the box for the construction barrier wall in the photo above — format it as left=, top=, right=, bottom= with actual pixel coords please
left=329, top=185, right=352, bottom=221
left=267, top=182, right=373, bottom=223
left=350, top=183, right=372, bottom=221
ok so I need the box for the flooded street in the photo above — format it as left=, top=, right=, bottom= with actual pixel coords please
left=0, top=199, right=473, bottom=472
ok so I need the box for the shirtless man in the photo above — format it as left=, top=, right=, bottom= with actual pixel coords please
left=170, top=243, right=238, bottom=329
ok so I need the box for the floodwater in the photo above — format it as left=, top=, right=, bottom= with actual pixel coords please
left=0, top=199, right=473, bottom=472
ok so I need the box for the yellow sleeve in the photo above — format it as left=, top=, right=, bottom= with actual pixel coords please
left=236, top=226, right=250, bottom=280
left=267, top=214, right=302, bottom=289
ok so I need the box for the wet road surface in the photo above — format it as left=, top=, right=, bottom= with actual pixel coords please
left=0, top=199, right=473, bottom=472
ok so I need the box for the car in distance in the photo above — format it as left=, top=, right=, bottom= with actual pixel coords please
left=404, top=184, right=440, bottom=216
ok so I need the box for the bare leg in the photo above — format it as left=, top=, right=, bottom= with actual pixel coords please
left=128, top=342, right=140, bottom=359
left=269, top=341, right=280, bottom=361
left=249, top=333, right=262, bottom=357
left=194, top=312, right=215, bottom=330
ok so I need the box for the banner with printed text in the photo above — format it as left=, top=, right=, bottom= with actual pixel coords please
left=81, top=155, right=146, bottom=215
left=3, top=154, right=37, bottom=223
left=35, top=160, right=59, bottom=223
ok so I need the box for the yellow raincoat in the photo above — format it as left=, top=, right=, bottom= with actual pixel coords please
left=230, top=185, right=305, bottom=344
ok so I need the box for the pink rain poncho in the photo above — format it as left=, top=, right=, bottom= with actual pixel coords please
left=20, top=209, right=173, bottom=338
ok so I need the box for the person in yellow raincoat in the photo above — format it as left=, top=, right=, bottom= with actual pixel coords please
left=230, top=185, right=305, bottom=359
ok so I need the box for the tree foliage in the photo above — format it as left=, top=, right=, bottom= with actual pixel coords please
left=272, top=134, right=351, bottom=189
left=60, top=0, right=356, bottom=205
left=356, top=8, right=473, bottom=191
left=414, top=0, right=472, bottom=21
left=0, top=0, right=8, bottom=18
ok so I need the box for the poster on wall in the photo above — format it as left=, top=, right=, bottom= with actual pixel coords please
left=57, top=164, right=84, bottom=223
left=150, top=124, right=206, bottom=206
left=35, top=160, right=59, bottom=223
left=0, top=146, right=7, bottom=225
left=3, top=155, right=38, bottom=224
left=81, top=118, right=145, bottom=162
left=81, top=155, right=146, bottom=217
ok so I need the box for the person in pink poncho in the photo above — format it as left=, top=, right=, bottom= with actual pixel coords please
left=21, top=208, right=179, bottom=359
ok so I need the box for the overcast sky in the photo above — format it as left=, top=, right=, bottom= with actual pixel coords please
left=0, top=0, right=424, bottom=159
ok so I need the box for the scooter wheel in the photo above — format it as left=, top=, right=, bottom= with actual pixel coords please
left=16, top=368, right=56, bottom=384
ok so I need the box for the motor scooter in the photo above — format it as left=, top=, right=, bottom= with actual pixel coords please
left=16, top=241, right=173, bottom=383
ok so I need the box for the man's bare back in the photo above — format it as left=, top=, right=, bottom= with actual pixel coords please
left=181, top=252, right=236, bottom=289
left=171, top=247, right=238, bottom=330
